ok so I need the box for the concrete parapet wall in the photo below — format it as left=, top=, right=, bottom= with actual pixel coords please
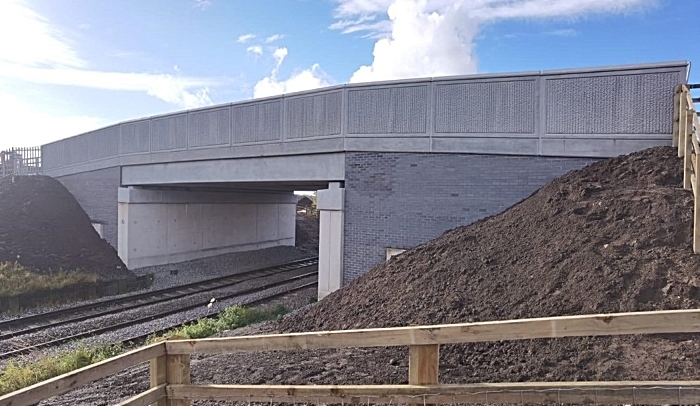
left=342, top=152, right=597, bottom=284
left=41, top=62, right=688, bottom=177
left=117, top=188, right=296, bottom=269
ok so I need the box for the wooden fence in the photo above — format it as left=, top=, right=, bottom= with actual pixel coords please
left=0, top=147, right=41, bottom=177
left=3, top=308, right=700, bottom=405
left=674, top=84, right=700, bottom=251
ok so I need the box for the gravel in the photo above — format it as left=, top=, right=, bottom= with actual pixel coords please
left=36, top=286, right=318, bottom=406
left=0, top=246, right=317, bottom=368
left=0, top=245, right=315, bottom=322
left=132, top=245, right=316, bottom=290
left=0, top=267, right=316, bottom=355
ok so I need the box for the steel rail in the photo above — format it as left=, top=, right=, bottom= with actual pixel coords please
left=0, top=270, right=318, bottom=360
left=0, top=257, right=317, bottom=338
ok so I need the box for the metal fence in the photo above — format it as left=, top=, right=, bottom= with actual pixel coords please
left=1, top=147, right=42, bottom=177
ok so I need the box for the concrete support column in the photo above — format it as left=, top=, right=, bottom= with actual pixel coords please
left=317, top=182, right=345, bottom=299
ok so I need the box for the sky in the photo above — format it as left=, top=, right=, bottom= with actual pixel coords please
left=0, top=0, right=698, bottom=151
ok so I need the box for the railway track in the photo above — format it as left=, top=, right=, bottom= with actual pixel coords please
left=0, top=258, right=318, bottom=360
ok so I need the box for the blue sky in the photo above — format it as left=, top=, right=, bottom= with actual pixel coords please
left=0, top=0, right=698, bottom=150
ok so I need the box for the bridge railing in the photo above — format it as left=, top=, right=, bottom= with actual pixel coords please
left=674, top=84, right=700, bottom=252
left=2, top=308, right=700, bottom=405
left=0, top=147, right=42, bottom=178
left=40, top=62, right=688, bottom=174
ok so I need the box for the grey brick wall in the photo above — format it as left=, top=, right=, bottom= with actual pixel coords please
left=55, top=167, right=120, bottom=249
left=342, top=152, right=597, bottom=284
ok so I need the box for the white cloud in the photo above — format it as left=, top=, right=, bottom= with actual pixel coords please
left=246, top=45, right=263, bottom=56
left=350, top=0, right=478, bottom=83
left=0, top=63, right=215, bottom=109
left=272, top=47, right=288, bottom=63
left=265, top=34, right=285, bottom=43
left=543, top=28, right=579, bottom=36
left=194, top=0, right=212, bottom=10
left=237, top=33, right=256, bottom=43
left=0, top=0, right=84, bottom=68
left=0, top=92, right=105, bottom=150
left=333, top=0, right=655, bottom=83
left=0, top=0, right=217, bottom=109
left=253, top=48, right=332, bottom=98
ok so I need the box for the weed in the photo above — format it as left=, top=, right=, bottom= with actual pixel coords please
left=0, top=343, right=123, bottom=395
left=0, top=304, right=287, bottom=395
left=0, top=262, right=98, bottom=296
left=155, top=304, right=288, bottom=341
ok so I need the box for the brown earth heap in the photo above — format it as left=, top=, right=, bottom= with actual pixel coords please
left=0, top=176, right=130, bottom=279
left=265, top=146, right=700, bottom=383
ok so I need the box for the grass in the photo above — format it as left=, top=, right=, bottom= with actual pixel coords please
left=0, top=344, right=123, bottom=396
left=0, top=304, right=288, bottom=396
left=152, top=304, right=288, bottom=341
left=0, top=261, right=98, bottom=296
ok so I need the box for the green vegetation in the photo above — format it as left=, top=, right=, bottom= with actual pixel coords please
left=153, top=304, right=288, bottom=341
left=0, top=344, right=123, bottom=395
left=0, top=304, right=288, bottom=395
left=0, top=261, right=98, bottom=296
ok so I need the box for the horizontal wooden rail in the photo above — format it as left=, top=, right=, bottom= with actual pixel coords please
left=166, top=309, right=700, bottom=354
left=168, top=382, right=700, bottom=405
left=0, top=342, right=165, bottom=406
left=5, top=309, right=700, bottom=405
left=115, top=384, right=166, bottom=406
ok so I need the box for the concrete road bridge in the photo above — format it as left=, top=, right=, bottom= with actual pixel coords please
left=41, top=61, right=689, bottom=298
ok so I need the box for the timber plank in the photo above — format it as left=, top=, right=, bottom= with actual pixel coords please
left=167, top=382, right=700, bottom=405
left=116, top=385, right=166, bottom=406
left=166, top=309, right=700, bottom=354
left=0, top=343, right=165, bottom=406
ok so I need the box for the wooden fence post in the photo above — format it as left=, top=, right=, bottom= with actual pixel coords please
left=150, top=355, right=167, bottom=406
left=695, top=150, right=700, bottom=254
left=166, top=354, right=191, bottom=406
left=674, top=85, right=681, bottom=148
left=680, top=87, right=688, bottom=159
left=408, top=344, right=439, bottom=406
left=149, top=352, right=191, bottom=406
left=682, top=87, right=692, bottom=191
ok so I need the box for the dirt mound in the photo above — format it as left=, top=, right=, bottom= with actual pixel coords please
left=295, top=214, right=319, bottom=253
left=0, top=176, right=130, bottom=280
left=272, top=146, right=700, bottom=382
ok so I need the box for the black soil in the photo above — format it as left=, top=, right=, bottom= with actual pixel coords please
left=295, top=214, right=319, bottom=253
left=268, top=146, right=700, bottom=383
left=0, top=176, right=130, bottom=280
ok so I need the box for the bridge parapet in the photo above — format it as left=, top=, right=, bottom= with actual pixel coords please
left=42, top=61, right=688, bottom=177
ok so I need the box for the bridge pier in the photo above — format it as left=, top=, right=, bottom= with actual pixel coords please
left=317, top=182, right=345, bottom=299
left=117, top=187, right=296, bottom=269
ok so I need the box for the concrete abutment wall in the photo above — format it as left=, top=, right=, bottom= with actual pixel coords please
left=117, top=188, right=296, bottom=269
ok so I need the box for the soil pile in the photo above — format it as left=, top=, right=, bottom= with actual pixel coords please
left=270, top=146, right=700, bottom=382
left=295, top=214, right=319, bottom=253
left=0, top=176, right=130, bottom=280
